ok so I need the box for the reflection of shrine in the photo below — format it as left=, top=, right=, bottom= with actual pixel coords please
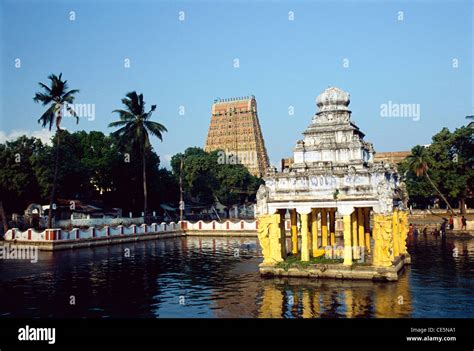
left=258, top=277, right=412, bottom=318
left=256, top=87, right=410, bottom=280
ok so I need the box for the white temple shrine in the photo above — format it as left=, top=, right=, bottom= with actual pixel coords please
left=256, top=87, right=410, bottom=281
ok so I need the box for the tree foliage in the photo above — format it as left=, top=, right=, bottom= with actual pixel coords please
left=170, top=147, right=263, bottom=208
left=0, top=131, right=178, bottom=217
left=399, top=125, right=473, bottom=211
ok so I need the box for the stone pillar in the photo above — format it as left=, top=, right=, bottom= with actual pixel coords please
left=290, top=209, right=298, bottom=255
left=373, top=213, right=394, bottom=267
left=342, top=212, right=353, bottom=265
left=364, top=208, right=371, bottom=253
left=329, top=209, right=336, bottom=246
left=300, top=212, right=310, bottom=262
left=311, top=209, right=319, bottom=255
left=357, top=208, right=365, bottom=251
left=398, top=210, right=408, bottom=255
left=278, top=209, right=288, bottom=258
left=392, top=210, right=400, bottom=258
left=270, top=213, right=285, bottom=263
left=307, top=213, right=312, bottom=257
left=351, top=211, right=359, bottom=259
left=321, top=209, right=328, bottom=247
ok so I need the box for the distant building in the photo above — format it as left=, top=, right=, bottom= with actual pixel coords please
left=281, top=158, right=294, bottom=171
left=374, top=151, right=410, bottom=165
left=204, top=95, right=270, bottom=177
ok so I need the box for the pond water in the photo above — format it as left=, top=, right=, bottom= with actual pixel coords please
left=0, top=234, right=473, bottom=318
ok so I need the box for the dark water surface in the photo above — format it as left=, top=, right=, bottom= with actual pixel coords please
left=1, top=234, right=473, bottom=318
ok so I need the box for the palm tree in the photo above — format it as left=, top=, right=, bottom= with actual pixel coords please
left=406, top=145, right=455, bottom=215
left=33, top=73, right=79, bottom=228
left=109, top=92, right=167, bottom=220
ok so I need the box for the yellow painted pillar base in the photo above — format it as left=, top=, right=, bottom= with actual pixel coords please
left=329, top=209, right=336, bottom=246
left=278, top=209, right=287, bottom=258
left=321, top=209, right=328, bottom=247
left=330, top=233, right=336, bottom=246
left=392, top=210, right=400, bottom=258
left=364, top=207, right=371, bottom=254
left=351, top=211, right=359, bottom=259
left=343, top=214, right=352, bottom=265
left=301, top=213, right=310, bottom=261
left=290, top=209, right=298, bottom=255
left=311, top=209, right=319, bottom=256
left=357, top=208, right=365, bottom=252
left=365, top=232, right=371, bottom=254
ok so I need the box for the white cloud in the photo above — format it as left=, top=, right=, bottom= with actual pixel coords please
left=161, top=154, right=173, bottom=169
left=0, top=129, right=55, bottom=145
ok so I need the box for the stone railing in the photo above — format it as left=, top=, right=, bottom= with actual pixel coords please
left=3, top=222, right=182, bottom=242
left=183, top=219, right=260, bottom=231
left=3, top=220, right=267, bottom=243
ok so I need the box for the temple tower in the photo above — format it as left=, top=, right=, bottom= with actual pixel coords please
left=204, top=95, right=270, bottom=177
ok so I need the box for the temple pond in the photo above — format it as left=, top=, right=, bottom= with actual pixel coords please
left=0, top=235, right=473, bottom=318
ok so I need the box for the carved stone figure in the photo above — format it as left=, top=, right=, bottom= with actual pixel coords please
left=373, top=214, right=394, bottom=267
left=257, top=213, right=285, bottom=266
left=257, top=215, right=272, bottom=265
left=398, top=211, right=408, bottom=255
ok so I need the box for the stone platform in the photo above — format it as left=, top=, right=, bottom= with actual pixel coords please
left=260, top=254, right=411, bottom=282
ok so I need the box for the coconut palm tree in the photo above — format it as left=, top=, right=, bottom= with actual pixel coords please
left=109, top=92, right=167, bottom=220
left=406, top=145, right=455, bottom=215
left=33, top=73, right=79, bottom=228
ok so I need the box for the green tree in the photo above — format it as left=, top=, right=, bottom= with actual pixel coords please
left=171, top=148, right=218, bottom=206
left=404, top=144, right=454, bottom=214
left=108, top=92, right=167, bottom=219
left=170, top=147, right=263, bottom=214
left=33, top=73, right=79, bottom=228
left=446, top=126, right=473, bottom=214
left=0, top=136, right=44, bottom=232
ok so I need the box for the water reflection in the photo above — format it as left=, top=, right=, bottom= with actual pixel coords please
left=258, top=274, right=412, bottom=318
left=0, top=235, right=472, bottom=318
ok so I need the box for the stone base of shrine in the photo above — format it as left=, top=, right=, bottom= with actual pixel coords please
left=259, top=254, right=411, bottom=282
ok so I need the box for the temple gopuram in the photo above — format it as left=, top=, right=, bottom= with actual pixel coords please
left=205, top=95, right=270, bottom=177
left=256, top=87, right=410, bottom=281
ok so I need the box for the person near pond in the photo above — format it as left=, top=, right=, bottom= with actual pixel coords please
left=449, top=215, right=454, bottom=230
left=461, top=216, right=467, bottom=230
left=413, top=225, right=419, bottom=238
left=423, top=227, right=428, bottom=237
left=440, top=220, right=447, bottom=237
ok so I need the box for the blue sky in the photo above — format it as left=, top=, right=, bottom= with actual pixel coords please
left=1, top=0, right=472, bottom=169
